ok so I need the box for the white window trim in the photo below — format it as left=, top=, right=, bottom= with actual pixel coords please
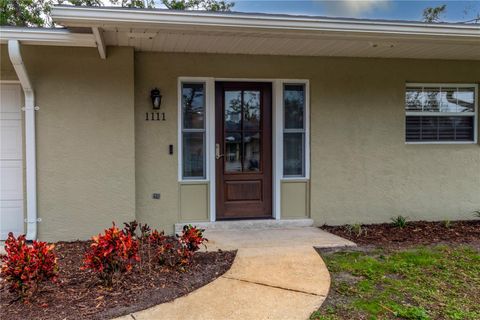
left=177, top=77, right=214, bottom=183
left=178, top=77, right=310, bottom=222
left=405, top=83, right=478, bottom=145
left=281, top=81, right=310, bottom=180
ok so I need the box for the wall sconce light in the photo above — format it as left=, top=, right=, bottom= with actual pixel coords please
left=150, top=88, right=162, bottom=110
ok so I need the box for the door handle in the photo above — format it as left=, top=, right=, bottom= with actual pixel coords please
left=215, top=143, right=224, bottom=160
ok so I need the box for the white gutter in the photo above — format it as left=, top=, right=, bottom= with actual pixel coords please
left=0, top=27, right=97, bottom=47
left=8, top=40, right=38, bottom=241
left=51, top=6, right=480, bottom=42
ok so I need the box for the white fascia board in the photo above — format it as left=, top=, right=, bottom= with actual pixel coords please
left=51, top=6, right=480, bottom=42
left=0, top=27, right=96, bottom=47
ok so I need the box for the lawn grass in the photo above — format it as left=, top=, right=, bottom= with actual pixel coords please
left=311, top=245, right=480, bottom=320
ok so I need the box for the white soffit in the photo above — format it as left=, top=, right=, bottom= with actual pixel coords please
left=97, top=27, right=479, bottom=60
left=20, top=6, right=480, bottom=59
left=51, top=6, right=480, bottom=60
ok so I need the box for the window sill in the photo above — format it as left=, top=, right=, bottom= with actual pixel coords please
left=178, top=180, right=209, bottom=184
left=281, top=177, right=310, bottom=182
left=405, top=141, right=478, bottom=145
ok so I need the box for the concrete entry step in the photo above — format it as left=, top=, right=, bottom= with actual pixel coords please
left=175, top=218, right=313, bottom=234
left=204, top=227, right=356, bottom=251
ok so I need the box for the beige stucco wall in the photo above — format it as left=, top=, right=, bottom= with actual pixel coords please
left=281, top=180, right=310, bottom=219
left=179, top=183, right=209, bottom=222
left=1, top=45, right=136, bottom=241
left=135, top=52, right=479, bottom=228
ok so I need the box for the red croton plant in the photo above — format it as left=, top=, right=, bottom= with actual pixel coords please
left=1, top=232, right=58, bottom=299
left=178, top=225, right=208, bottom=263
left=81, top=223, right=140, bottom=286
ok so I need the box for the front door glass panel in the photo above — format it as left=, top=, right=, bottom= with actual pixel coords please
left=224, top=90, right=262, bottom=173
left=225, top=91, right=242, bottom=131
left=225, top=132, right=242, bottom=172
left=243, top=91, right=261, bottom=130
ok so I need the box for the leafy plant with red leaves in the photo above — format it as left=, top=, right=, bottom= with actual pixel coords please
left=122, top=220, right=139, bottom=238
left=1, top=232, right=58, bottom=299
left=81, top=223, right=140, bottom=286
left=139, top=223, right=152, bottom=239
left=148, top=229, right=166, bottom=246
left=178, top=225, right=208, bottom=264
left=147, top=229, right=178, bottom=267
left=123, top=220, right=152, bottom=241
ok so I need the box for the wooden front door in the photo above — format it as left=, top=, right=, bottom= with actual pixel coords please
left=215, top=82, right=272, bottom=220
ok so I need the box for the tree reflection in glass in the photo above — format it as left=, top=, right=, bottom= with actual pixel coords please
left=224, top=90, right=262, bottom=172
left=182, top=83, right=204, bottom=129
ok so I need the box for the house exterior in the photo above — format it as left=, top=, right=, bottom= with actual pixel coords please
left=0, top=6, right=479, bottom=242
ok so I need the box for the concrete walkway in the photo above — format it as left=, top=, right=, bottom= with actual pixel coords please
left=117, top=227, right=355, bottom=320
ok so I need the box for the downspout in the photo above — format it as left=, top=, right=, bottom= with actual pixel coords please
left=8, top=40, right=38, bottom=240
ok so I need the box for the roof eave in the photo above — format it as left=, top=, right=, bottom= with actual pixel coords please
left=50, top=6, right=480, bottom=43
left=0, top=27, right=96, bottom=47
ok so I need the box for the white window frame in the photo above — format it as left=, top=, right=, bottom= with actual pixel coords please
left=178, top=78, right=214, bottom=182
left=405, top=83, right=478, bottom=145
left=281, top=82, right=310, bottom=178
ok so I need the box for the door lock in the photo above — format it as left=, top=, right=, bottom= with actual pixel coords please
left=215, top=143, right=224, bottom=160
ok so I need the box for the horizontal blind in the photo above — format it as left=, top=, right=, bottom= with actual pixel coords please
left=405, top=85, right=476, bottom=143
left=406, top=116, right=474, bottom=142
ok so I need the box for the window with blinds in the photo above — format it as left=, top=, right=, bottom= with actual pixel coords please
left=405, top=84, right=477, bottom=143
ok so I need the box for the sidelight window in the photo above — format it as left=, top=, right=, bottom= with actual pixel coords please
left=283, top=84, right=306, bottom=177
left=405, top=84, right=477, bottom=143
left=181, top=82, right=206, bottom=179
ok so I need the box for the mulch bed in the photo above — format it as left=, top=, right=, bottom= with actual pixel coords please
left=0, top=241, right=236, bottom=320
left=321, top=220, right=480, bottom=249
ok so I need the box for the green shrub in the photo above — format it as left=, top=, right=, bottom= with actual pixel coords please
left=346, top=224, right=364, bottom=237
left=391, top=215, right=408, bottom=228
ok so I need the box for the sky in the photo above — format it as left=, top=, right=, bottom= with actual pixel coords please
left=101, top=1, right=480, bottom=23
left=100, top=1, right=480, bottom=23
left=229, top=1, right=479, bottom=22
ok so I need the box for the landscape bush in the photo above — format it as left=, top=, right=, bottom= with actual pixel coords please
left=178, top=225, right=208, bottom=263
left=82, top=223, right=140, bottom=286
left=123, top=220, right=152, bottom=241
left=147, top=225, right=208, bottom=267
left=0, top=221, right=210, bottom=302
left=1, top=232, right=58, bottom=299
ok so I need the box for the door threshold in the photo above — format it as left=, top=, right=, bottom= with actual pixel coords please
left=216, top=216, right=274, bottom=221
left=174, top=218, right=313, bottom=233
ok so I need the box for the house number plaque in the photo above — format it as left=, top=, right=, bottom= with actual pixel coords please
left=145, top=112, right=166, bottom=121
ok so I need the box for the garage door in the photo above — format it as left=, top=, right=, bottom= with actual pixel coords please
left=0, top=83, right=24, bottom=240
